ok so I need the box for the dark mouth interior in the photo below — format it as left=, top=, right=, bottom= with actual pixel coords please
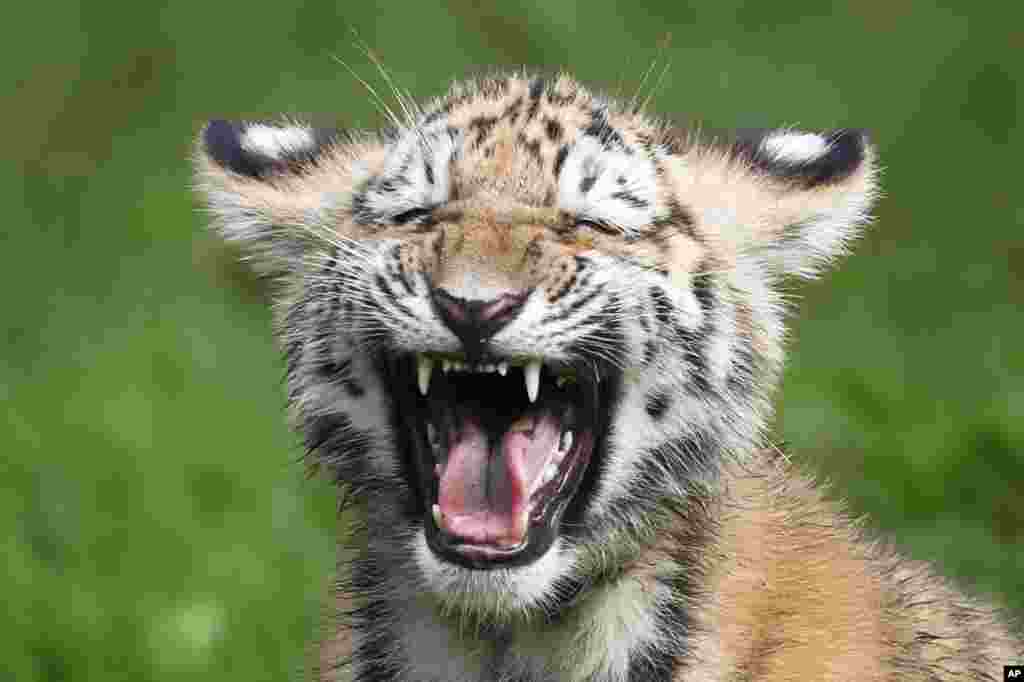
left=387, top=354, right=610, bottom=569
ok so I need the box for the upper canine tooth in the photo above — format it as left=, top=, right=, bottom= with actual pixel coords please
left=417, top=355, right=434, bottom=396
left=442, top=359, right=452, bottom=373
left=498, top=362, right=508, bottom=376
left=524, top=360, right=541, bottom=403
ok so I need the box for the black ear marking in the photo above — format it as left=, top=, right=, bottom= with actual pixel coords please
left=202, top=120, right=343, bottom=179
left=732, top=128, right=869, bottom=188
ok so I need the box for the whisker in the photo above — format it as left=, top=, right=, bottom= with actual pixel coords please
left=332, top=52, right=405, bottom=133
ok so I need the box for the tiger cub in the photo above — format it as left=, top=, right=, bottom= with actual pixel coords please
left=194, top=73, right=1022, bottom=681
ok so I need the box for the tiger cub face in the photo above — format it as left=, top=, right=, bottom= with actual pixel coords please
left=195, top=74, right=877, bottom=622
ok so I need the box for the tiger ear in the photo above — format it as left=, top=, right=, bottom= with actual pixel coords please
left=685, top=128, right=879, bottom=279
left=193, top=120, right=347, bottom=277
left=202, top=120, right=344, bottom=179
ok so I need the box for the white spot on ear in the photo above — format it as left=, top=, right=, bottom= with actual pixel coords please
left=762, top=132, right=827, bottom=163
left=241, top=124, right=315, bottom=159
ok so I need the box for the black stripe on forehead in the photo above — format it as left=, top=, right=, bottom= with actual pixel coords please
left=469, top=115, right=499, bottom=149
left=545, top=117, right=564, bottom=143
left=553, top=145, right=570, bottom=178
left=502, top=96, right=524, bottom=123
left=651, top=197, right=697, bottom=239
left=529, top=76, right=545, bottom=100
left=584, top=108, right=626, bottom=151
left=526, top=76, right=546, bottom=121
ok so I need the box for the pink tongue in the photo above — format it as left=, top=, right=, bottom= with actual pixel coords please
left=437, top=409, right=561, bottom=547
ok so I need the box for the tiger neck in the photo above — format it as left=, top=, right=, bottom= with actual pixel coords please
left=334, top=500, right=719, bottom=682
left=345, top=575, right=683, bottom=682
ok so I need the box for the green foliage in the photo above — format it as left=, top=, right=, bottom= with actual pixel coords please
left=2, top=1, right=1021, bottom=678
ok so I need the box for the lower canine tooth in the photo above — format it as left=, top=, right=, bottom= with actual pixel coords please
left=498, top=362, right=508, bottom=376
left=432, top=504, right=443, bottom=528
left=559, top=430, right=573, bottom=454
left=512, top=508, right=529, bottom=539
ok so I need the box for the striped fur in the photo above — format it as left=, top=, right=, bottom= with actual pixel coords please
left=193, top=73, right=1022, bottom=681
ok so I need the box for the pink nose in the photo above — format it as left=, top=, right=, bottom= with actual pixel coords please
left=432, top=289, right=530, bottom=354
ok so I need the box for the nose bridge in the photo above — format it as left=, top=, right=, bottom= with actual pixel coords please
left=434, top=214, right=535, bottom=300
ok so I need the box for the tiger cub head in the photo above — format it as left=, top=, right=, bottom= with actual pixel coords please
left=195, top=74, right=878, bottom=622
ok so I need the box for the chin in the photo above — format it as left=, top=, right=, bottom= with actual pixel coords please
left=411, top=528, right=575, bottom=620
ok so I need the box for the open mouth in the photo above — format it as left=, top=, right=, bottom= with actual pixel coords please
left=384, top=352, right=613, bottom=569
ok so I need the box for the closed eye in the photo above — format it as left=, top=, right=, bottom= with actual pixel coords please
left=573, top=218, right=620, bottom=237
left=392, top=207, right=436, bottom=225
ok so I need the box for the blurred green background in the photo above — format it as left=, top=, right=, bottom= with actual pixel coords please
left=2, top=1, right=1021, bottom=679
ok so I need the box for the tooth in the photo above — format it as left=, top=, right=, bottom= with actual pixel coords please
left=432, top=504, right=443, bottom=528
left=442, top=359, right=452, bottom=373
left=434, top=462, right=441, bottom=476
left=498, top=362, right=508, bottom=376
left=545, top=463, right=558, bottom=483
left=556, top=376, right=566, bottom=388
left=418, top=356, right=433, bottom=395
left=427, top=422, right=437, bottom=445
left=512, top=508, right=529, bottom=541
left=524, top=360, right=541, bottom=403
left=559, top=430, right=573, bottom=454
